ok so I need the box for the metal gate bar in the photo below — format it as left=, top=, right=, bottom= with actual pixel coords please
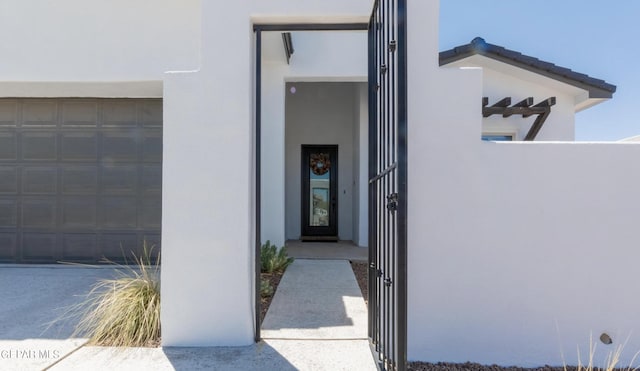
left=368, top=0, right=407, bottom=370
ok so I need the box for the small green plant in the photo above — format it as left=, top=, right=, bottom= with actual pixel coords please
left=260, top=278, right=274, bottom=298
left=260, top=240, right=294, bottom=274
left=54, top=244, right=160, bottom=347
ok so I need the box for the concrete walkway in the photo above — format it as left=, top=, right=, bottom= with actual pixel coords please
left=260, top=259, right=376, bottom=369
left=2, top=260, right=375, bottom=370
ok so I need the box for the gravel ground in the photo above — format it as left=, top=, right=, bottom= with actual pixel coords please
left=407, top=362, right=593, bottom=371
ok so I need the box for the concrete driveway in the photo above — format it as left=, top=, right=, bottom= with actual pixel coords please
left=0, top=265, right=122, bottom=340
left=0, top=265, right=122, bottom=370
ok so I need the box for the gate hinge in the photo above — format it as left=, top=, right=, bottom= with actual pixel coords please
left=384, top=277, right=393, bottom=287
left=389, top=40, right=397, bottom=53
left=377, top=269, right=383, bottom=278
left=386, top=193, right=398, bottom=212
left=380, top=64, right=387, bottom=75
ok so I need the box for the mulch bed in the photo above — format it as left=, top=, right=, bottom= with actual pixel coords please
left=350, top=261, right=368, bottom=306
left=260, top=272, right=284, bottom=323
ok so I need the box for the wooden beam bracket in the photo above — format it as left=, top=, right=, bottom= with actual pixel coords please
left=482, top=96, right=556, bottom=140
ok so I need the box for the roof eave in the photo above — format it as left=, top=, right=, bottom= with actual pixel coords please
left=439, top=38, right=616, bottom=100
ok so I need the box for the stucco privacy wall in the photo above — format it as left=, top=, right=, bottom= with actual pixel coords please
left=162, top=0, right=372, bottom=346
left=261, top=31, right=367, bottom=247
left=408, top=1, right=640, bottom=366
left=0, top=0, right=200, bottom=97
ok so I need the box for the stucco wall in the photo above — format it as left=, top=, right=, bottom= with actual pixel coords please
left=407, top=1, right=640, bottom=367
left=353, top=83, right=369, bottom=246
left=0, top=0, right=201, bottom=97
left=412, top=141, right=640, bottom=367
left=162, top=0, right=372, bottom=347
left=284, top=82, right=357, bottom=241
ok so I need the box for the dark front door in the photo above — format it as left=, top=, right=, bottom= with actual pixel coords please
left=301, top=145, right=338, bottom=239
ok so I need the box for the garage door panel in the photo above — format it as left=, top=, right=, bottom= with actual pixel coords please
left=0, top=200, right=18, bottom=226
left=142, top=166, right=161, bottom=194
left=1, top=99, right=161, bottom=263
left=103, top=100, right=137, bottom=127
left=22, top=233, right=56, bottom=260
left=22, top=101, right=57, bottom=126
left=0, top=133, right=18, bottom=160
left=62, top=166, right=98, bottom=194
left=0, top=233, right=17, bottom=261
left=22, top=132, right=57, bottom=160
left=141, top=101, right=163, bottom=127
left=62, top=101, right=98, bottom=127
left=141, top=198, right=161, bottom=228
left=0, top=101, right=18, bottom=126
left=102, top=165, right=137, bottom=194
left=142, top=131, right=162, bottom=162
left=102, top=197, right=137, bottom=228
left=61, top=132, right=98, bottom=161
left=22, top=199, right=56, bottom=228
left=0, top=167, right=18, bottom=194
left=62, top=197, right=97, bottom=227
left=102, top=132, right=138, bottom=162
left=22, top=167, right=57, bottom=194
left=62, top=234, right=97, bottom=261
left=142, top=233, right=161, bottom=261
left=101, top=233, right=140, bottom=261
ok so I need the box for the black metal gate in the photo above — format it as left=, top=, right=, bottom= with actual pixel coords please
left=368, top=0, right=408, bottom=370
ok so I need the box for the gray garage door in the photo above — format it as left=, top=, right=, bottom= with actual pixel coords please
left=0, top=99, right=162, bottom=263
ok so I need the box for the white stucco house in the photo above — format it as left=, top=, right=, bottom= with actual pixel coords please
left=1, top=0, right=639, bottom=369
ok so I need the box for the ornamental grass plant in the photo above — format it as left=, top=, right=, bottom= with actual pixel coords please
left=55, top=244, right=161, bottom=347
